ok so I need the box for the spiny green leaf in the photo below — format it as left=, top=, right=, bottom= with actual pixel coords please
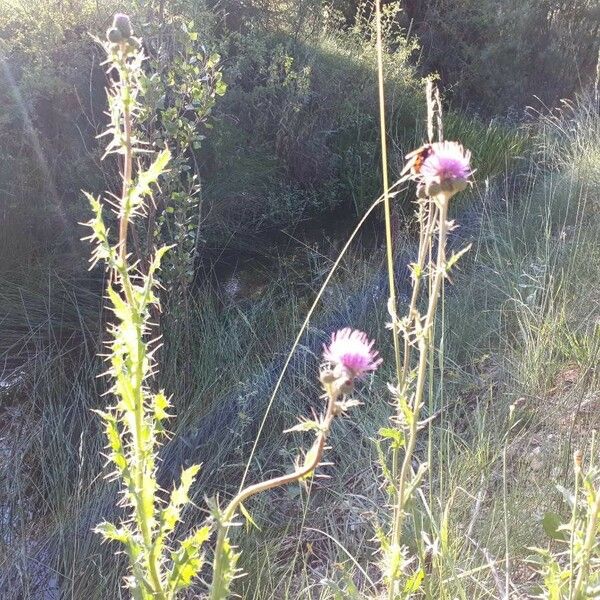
left=284, top=419, right=321, bottom=434
left=95, top=521, right=131, bottom=544
left=153, top=391, right=171, bottom=424
left=127, top=149, right=171, bottom=213
left=379, top=427, right=405, bottom=449
left=107, top=285, right=130, bottom=322
left=403, top=568, right=425, bottom=593
left=167, top=526, right=211, bottom=592
left=208, top=537, right=239, bottom=600
left=161, top=464, right=201, bottom=535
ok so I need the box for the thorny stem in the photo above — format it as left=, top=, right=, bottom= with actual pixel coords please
left=569, top=461, right=580, bottom=599
left=210, top=384, right=340, bottom=600
left=388, top=197, right=449, bottom=599
left=571, top=483, right=600, bottom=599
left=401, top=202, right=437, bottom=381
left=115, top=42, right=165, bottom=600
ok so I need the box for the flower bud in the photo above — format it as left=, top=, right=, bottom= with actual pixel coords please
left=112, top=13, right=133, bottom=38
left=106, top=27, right=123, bottom=44
left=319, top=368, right=336, bottom=386
left=440, top=177, right=468, bottom=196
left=425, top=181, right=441, bottom=197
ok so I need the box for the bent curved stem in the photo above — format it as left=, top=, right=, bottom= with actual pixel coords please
left=210, top=384, right=340, bottom=600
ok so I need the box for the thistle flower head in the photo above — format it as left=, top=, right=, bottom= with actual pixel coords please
left=420, top=141, right=472, bottom=199
left=112, top=13, right=133, bottom=38
left=323, top=328, right=382, bottom=380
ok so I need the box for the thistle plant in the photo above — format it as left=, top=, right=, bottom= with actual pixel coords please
left=86, top=15, right=210, bottom=598
left=208, top=328, right=381, bottom=599
left=373, top=3, right=474, bottom=590
left=532, top=442, right=600, bottom=599
left=377, top=131, right=472, bottom=598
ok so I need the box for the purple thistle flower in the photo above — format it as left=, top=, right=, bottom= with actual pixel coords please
left=323, top=328, right=382, bottom=380
left=419, top=141, right=472, bottom=198
left=419, top=142, right=473, bottom=191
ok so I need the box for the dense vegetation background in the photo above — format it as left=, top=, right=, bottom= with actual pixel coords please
left=0, top=1, right=599, bottom=598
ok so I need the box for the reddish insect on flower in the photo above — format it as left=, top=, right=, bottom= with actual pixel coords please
left=401, top=143, right=434, bottom=177
left=323, top=328, right=382, bottom=380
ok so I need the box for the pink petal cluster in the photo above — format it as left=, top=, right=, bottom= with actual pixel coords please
left=323, top=328, right=382, bottom=379
left=420, top=141, right=472, bottom=188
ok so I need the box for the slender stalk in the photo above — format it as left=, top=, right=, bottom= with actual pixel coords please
left=375, top=0, right=404, bottom=521
left=237, top=195, right=385, bottom=493
left=402, top=202, right=437, bottom=380
left=388, top=197, right=449, bottom=599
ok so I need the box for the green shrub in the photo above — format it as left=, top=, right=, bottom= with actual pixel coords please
left=402, top=0, right=600, bottom=115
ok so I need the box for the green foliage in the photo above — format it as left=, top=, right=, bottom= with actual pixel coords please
left=531, top=451, right=600, bottom=599
left=0, top=0, right=421, bottom=262
left=4, top=97, right=600, bottom=597
left=184, top=1, right=421, bottom=244
left=402, top=0, right=600, bottom=115
left=136, top=11, right=227, bottom=294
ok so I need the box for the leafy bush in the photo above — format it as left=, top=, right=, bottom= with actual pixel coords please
left=402, top=0, right=600, bottom=115
left=200, top=1, right=421, bottom=247
left=0, top=0, right=422, bottom=260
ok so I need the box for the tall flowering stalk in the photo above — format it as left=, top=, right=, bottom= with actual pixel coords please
left=86, top=16, right=210, bottom=599
left=373, top=63, right=474, bottom=596
left=209, top=328, right=381, bottom=599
